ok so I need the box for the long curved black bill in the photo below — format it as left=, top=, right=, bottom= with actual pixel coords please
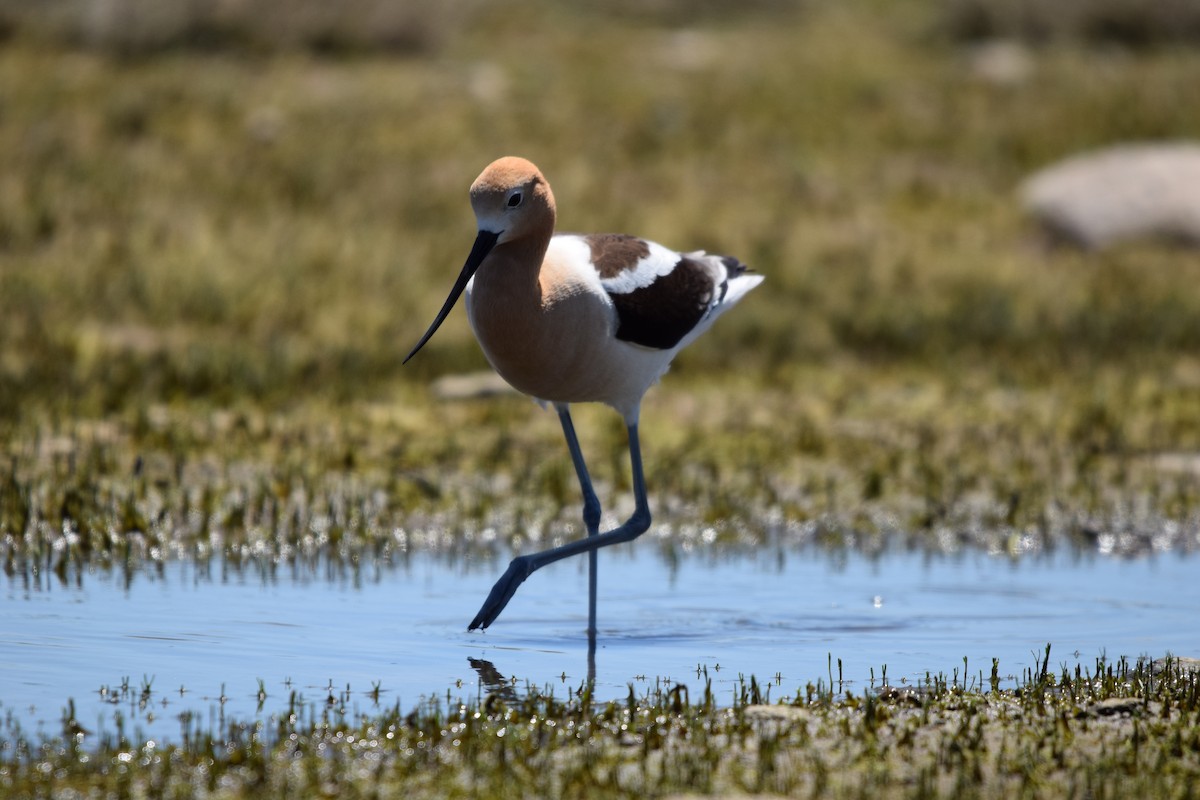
left=404, top=229, right=500, bottom=364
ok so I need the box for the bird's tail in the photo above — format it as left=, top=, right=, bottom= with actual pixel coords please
left=716, top=255, right=761, bottom=304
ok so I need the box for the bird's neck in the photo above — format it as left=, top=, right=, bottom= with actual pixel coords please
left=501, top=230, right=551, bottom=272
left=470, top=231, right=550, bottom=322
left=481, top=228, right=551, bottom=292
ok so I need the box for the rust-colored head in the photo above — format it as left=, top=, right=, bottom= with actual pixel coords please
left=469, top=156, right=556, bottom=245
left=404, top=157, right=556, bottom=364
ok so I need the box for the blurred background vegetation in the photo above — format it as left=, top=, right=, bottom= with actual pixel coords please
left=2, top=0, right=1199, bottom=421
left=2, top=10, right=1198, bottom=792
left=1, top=0, right=1199, bottom=562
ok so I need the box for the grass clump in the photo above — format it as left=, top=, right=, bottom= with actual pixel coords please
left=2, top=653, right=1198, bottom=798
left=5, top=365, right=1198, bottom=588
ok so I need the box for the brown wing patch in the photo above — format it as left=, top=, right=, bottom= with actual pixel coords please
left=609, top=256, right=716, bottom=350
left=586, top=234, right=652, bottom=279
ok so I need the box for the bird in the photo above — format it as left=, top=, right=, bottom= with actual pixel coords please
left=404, top=156, right=763, bottom=634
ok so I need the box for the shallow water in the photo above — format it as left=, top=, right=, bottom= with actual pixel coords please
left=2, top=544, right=1197, bottom=744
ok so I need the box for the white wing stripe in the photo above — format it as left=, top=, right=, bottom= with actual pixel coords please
left=598, top=241, right=687, bottom=295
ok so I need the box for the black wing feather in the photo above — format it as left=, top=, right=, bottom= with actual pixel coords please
left=608, top=256, right=716, bottom=350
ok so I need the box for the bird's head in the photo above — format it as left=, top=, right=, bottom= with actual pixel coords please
left=404, top=156, right=555, bottom=364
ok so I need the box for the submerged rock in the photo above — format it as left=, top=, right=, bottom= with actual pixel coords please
left=1020, top=142, right=1200, bottom=249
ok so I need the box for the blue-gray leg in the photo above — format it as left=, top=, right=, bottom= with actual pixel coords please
left=554, top=405, right=601, bottom=636
left=467, top=419, right=652, bottom=631
left=556, top=405, right=602, bottom=534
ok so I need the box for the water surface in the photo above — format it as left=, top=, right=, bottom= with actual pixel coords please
left=2, top=544, right=1196, bottom=743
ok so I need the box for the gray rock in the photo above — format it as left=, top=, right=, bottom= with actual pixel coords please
left=1020, top=142, right=1200, bottom=249
left=1150, top=656, right=1200, bottom=677
left=968, top=40, right=1035, bottom=87
left=743, top=704, right=810, bottom=723
left=1077, top=697, right=1150, bottom=718
left=430, top=371, right=514, bottom=401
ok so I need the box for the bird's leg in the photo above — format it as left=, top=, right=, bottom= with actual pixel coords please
left=556, top=405, right=602, bottom=532
left=468, top=421, right=652, bottom=631
left=555, top=404, right=601, bottom=637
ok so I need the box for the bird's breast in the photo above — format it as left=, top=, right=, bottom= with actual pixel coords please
left=465, top=256, right=633, bottom=404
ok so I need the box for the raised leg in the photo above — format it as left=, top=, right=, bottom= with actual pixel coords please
left=555, top=404, right=601, bottom=637
left=468, top=420, right=652, bottom=631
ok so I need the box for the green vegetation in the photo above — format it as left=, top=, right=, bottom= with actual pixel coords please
left=3, top=0, right=1200, bottom=421
left=2, top=0, right=1199, bottom=795
left=2, top=0, right=1198, bottom=576
left=3, top=653, right=1200, bottom=798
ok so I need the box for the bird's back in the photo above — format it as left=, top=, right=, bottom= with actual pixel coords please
left=467, top=233, right=761, bottom=421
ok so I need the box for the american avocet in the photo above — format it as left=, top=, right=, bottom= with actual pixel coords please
left=405, top=156, right=762, bottom=634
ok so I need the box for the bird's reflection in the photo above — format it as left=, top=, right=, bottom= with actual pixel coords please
left=467, top=656, right=520, bottom=703
left=468, top=628, right=597, bottom=701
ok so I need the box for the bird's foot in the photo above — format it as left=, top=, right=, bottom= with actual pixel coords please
left=468, top=555, right=534, bottom=630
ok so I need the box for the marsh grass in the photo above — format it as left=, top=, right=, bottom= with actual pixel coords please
left=3, top=2, right=1200, bottom=420
left=4, top=363, right=1198, bottom=588
left=3, top=0, right=1200, bottom=643
left=2, top=652, right=1198, bottom=798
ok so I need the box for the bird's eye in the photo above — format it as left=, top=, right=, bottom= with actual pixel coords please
left=507, top=192, right=523, bottom=208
